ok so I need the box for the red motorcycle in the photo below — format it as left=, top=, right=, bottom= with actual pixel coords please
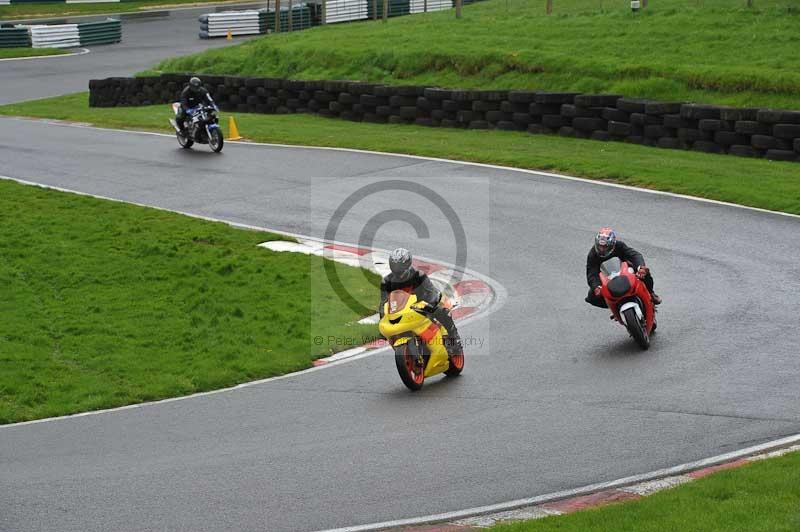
left=599, top=260, right=656, bottom=350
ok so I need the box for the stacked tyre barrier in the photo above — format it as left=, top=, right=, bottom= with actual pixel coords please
left=0, top=26, right=30, bottom=48
left=197, top=0, right=489, bottom=36
left=316, top=0, right=367, bottom=23
left=29, top=23, right=80, bottom=48
left=199, top=5, right=313, bottom=38
left=367, top=0, right=410, bottom=19
left=410, top=0, right=452, bottom=14
left=26, top=19, right=120, bottom=48
left=262, top=3, right=314, bottom=32
left=2, top=0, right=120, bottom=3
left=77, top=19, right=122, bottom=44
left=88, top=74, right=800, bottom=163
left=199, top=10, right=263, bottom=38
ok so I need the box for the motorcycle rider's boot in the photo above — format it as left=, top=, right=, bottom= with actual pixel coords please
left=444, top=334, right=464, bottom=358
left=650, top=292, right=662, bottom=305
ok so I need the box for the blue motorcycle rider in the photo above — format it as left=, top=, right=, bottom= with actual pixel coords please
left=176, top=77, right=215, bottom=133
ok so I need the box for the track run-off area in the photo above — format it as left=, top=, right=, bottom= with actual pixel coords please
left=1, top=117, right=799, bottom=531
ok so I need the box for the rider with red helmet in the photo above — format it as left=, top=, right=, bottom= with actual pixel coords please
left=585, top=227, right=661, bottom=308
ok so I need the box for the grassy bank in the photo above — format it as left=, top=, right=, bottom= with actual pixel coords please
left=0, top=48, right=66, bottom=60
left=0, top=179, right=378, bottom=424
left=494, top=450, right=800, bottom=532
left=0, top=0, right=251, bottom=20
left=155, top=0, right=800, bottom=109
left=2, top=93, right=800, bottom=215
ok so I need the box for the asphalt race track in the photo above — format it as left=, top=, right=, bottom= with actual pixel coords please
left=1, top=116, right=799, bottom=532
left=0, top=3, right=260, bottom=104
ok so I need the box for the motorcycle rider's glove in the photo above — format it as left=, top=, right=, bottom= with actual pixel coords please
left=593, top=286, right=602, bottom=297
left=636, top=266, right=649, bottom=279
left=413, top=301, right=433, bottom=313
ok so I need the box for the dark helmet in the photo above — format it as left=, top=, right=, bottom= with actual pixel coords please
left=189, top=77, right=202, bottom=88
left=594, top=227, right=617, bottom=260
left=388, top=248, right=414, bottom=283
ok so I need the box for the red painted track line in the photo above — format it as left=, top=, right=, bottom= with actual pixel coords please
left=541, top=489, right=640, bottom=513
left=324, top=244, right=372, bottom=256
left=453, top=280, right=491, bottom=296
left=687, top=458, right=750, bottom=479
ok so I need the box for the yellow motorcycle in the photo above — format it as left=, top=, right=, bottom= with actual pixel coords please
left=378, top=290, right=464, bottom=390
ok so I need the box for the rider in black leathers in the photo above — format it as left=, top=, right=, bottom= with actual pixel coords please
left=379, top=248, right=463, bottom=357
left=176, top=77, right=214, bottom=133
left=585, top=227, right=661, bottom=308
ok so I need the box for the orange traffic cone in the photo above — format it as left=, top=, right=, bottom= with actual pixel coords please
left=226, top=29, right=233, bottom=41
left=228, top=116, right=243, bottom=140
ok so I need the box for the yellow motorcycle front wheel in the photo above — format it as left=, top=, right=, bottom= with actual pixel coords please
left=395, top=342, right=426, bottom=391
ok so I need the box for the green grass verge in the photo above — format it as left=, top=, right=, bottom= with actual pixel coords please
left=0, top=179, right=379, bottom=424
left=0, top=0, right=249, bottom=20
left=155, top=0, right=800, bottom=109
left=0, top=48, right=67, bottom=59
left=2, top=92, right=800, bottom=215
left=493, top=451, right=800, bottom=532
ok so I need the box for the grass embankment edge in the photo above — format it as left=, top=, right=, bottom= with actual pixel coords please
left=0, top=48, right=68, bottom=60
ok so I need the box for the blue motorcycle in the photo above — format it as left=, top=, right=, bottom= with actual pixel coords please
left=169, top=102, right=224, bottom=153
